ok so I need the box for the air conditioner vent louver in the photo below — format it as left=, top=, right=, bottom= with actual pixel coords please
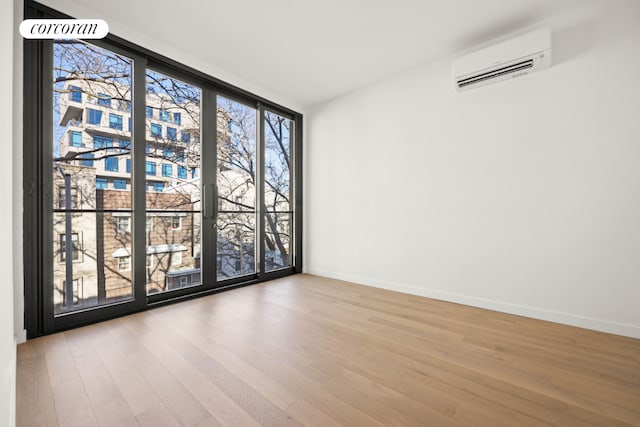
left=457, top=59, right=533, bottom=88
left=453, top=29, right=551, bottom=92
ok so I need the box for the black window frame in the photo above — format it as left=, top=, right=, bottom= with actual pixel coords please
left=23, top=0, right=303, bottom=338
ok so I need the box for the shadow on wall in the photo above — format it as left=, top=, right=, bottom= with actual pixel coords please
left=451, top=5, right=596, bottom=66
left=552, top=19, right=596, bottom=65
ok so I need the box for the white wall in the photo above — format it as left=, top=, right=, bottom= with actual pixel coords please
left=1, top=0, right=17, bottom=424
left=305, top=0, right=640, bottom=338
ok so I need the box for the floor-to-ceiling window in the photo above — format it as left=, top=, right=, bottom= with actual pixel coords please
left=23, top=1, right=302, bottom=336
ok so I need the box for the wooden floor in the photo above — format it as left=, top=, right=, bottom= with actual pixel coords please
left=17, top=274, right=640, bottom=427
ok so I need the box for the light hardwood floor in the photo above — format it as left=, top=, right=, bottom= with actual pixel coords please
left=17, top=274, right=640, bottom=427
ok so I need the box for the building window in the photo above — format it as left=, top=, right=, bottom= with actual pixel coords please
left=69, top=131, right=82, bottom=147
left=58, top=186, right=78, bottom=209
left=119, top=139, right=131, bottom=150
left=152, top=182, right=164, bottom=192
left=117, top=216, right=130, bottom=233
left=145, top=161, right=156, bottom=176
left=87, top=108, right=102, bottom=125
left=97, top=93, right=111, bottom=107
left=173, top=112, right=181, bottom=125
left=151, top=123, right=162, bottom=137
left=59, top=233, right=81, bottom=261
left=109, top=113, right=123, bottom=130
left=175, top=150, right=185, bottom=162
left=81, top=153, right=94, bottom=167
left=159, top=110, right=170, bottom=122
left=113, top=179, right=127, bottom=190
left=128, top=117, right=132, bottom=132
left=171, top=251, right=182, bottom=266
left=177, top=166, right=187, bottom=179
left=61, top=278, right=82, bottom=305
left=117, top=100, right=131, bottom=112
left=171, top=216, right=181, bottom=230
left=96, top=178, right=108, bottom=189
left=166, top=127, right=177, bottom=141
left=191, top=168, right=197, bottom=179
left=146, top=106, right=153, bottom=118
left=93, top=135, right=113, bottom=149
left=162, top=164, right=173, bottom=177
left=162, top=148, right=174, bottom=158
left=126, top=159, right=131, bottom=173
left=69, top=85, right=82, bottom=103
left=181, top=131, right=190, bottom=143
left=117, top=256, right=131, bottom=272
left=105, top=157, right=119, bottom=172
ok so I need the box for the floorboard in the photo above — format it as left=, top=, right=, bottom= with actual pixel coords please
left=16, top=274, right=640, bottom=427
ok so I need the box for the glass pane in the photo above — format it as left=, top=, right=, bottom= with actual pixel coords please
left=145, top=69, right=202, bottom=295
left=216, top=96, right=257, bottom=279
left=217, top=213, right=256, bottom=279
left=265, top=212, right=291, bottom=271
left=264, top=111, right=292, bottom=271
left=53, top=40, right=133, bottom=314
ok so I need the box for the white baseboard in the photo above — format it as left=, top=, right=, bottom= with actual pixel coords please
left=14, top=329, right=26, bottom=344
left=304, top=268, right=640, bottom=340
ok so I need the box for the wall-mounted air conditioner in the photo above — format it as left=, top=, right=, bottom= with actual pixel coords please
left=453, top=28, right=551, bottom=92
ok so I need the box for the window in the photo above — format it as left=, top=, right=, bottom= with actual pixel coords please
left=118, top=100, right=131, bottom=112
left=27, top=21, right=300, bottom=334
left=69, top=131, right=82, bottom=147
left=145, top=161, right=156, bottom=176
left=166, top=127, right=177, bottom=141
left=105, top=157, right=119, bottom=172
left=146, top=144, right=153, bottom=154
left=171, top=251, right=182, bottom=266
left=113, top=179, right=127, bottom=190
left=58, top=187, right=78, bottom=209
left=69, top=85, right=82, bottom=103
left=162, top=148, right=173, bottom=158
left=162, top=164, right=173, bottom=177
left=87, top=108, right=102, bottom=125
left=96, top=178, right=108, bottom=189
left=171, top=216, right=181, bottom=230
left=61, top=278, right=82, bottom=305
left=117, top=256, right=131, bottom=272
left=109, top=113, right=123, bottom=130
left=151, top=123, right=162, bottom=137
left=159, top=110, right=170, bottom=122
left=128, top=117, right=132, bottom=132
left=81, top=153, right=94, bottom=167
left=97, top=93, right=111, bottom=107
left=59, top=233, right=81, bottom=261
left=117, top=216, right=130, bottom=233
left=62, top=279, right=83, bottom=305
left=93, top=135, right=113, bottom=149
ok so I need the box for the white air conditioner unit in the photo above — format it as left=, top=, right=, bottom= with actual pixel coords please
left=453, top=28, right=551, bottom=92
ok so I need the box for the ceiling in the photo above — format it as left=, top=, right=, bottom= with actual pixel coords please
left=43, top=0, right=590, bottom=109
